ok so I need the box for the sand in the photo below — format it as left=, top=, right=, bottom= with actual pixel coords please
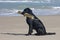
left=0, top=16, right=60, bottom=40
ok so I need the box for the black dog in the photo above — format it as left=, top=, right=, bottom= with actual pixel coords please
left=19, top=8, right=55, bottom=35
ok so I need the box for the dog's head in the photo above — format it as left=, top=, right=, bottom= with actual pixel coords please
left=18, top=8, right=34, bottom=19
left=21, top=8, right=33, bottom=15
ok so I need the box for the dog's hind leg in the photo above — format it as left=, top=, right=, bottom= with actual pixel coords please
left=35, top=28, right=46, bottom=35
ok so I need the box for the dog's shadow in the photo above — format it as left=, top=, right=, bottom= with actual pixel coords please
left=0, top=33, right=27, bottom=36
left=0, top=32, right=56, bottom=36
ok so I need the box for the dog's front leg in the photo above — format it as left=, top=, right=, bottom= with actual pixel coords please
left=28, top=25, right=33, bottom=35
left=26, top=19, right=33, bottom=35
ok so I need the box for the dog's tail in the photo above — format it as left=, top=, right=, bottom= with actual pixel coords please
left=46, top=32, right=56, bottom=35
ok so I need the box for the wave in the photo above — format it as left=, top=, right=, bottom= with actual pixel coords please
left=0, top=9, right=22, bottom=16
left=0, top=1, right=40, bottom=3
left=0, top=8, right=60, bottom=16
left=52, top=7, right=60, bottom=9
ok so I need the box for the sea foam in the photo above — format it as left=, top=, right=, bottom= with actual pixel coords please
left=0, top=8, right=60, bottom=16
left=0, top=1, right=40, bottom=3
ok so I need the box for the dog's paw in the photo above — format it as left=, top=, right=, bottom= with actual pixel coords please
left=25, top=34, right=31, bottom=36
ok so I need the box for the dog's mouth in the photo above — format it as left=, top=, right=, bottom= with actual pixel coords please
left=17, top=11, right=34, bottom=19
left=17, top=11, right=26, bottom=15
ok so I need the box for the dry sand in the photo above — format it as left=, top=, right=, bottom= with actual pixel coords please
left=0, top=16, right=60, bottom=40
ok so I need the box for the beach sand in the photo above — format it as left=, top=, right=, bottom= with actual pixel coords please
left=0, top=16, right=60, bottom=40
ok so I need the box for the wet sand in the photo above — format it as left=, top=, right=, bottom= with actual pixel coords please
left=0, top=16, right=60, bottom=40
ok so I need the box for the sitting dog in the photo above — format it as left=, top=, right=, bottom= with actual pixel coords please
left=18, top=8, right=55, bottom=35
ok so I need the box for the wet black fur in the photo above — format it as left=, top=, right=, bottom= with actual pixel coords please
left=21, top=8, right=56, bottom=35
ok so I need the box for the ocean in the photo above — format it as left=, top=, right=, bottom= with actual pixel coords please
left=0, top=1, right=60, bottom=16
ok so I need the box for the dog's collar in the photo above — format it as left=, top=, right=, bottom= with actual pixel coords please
left=24, top=13, right=34, bottom=19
